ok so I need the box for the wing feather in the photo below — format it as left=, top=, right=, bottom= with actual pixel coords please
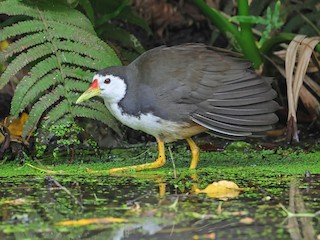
left=124, top=44, right=279, bottom=139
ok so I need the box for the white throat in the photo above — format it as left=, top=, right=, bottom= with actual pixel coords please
left=107, top=102, right=161, bottom=133
left=95, top=74, right=127, bottom=104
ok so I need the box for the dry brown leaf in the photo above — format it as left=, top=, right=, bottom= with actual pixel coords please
left=195, top=180, right=241, bottom=200
left=0, top=130, right=5, bottom=144
left=0, top=124, right=10, bottom=158
left=304, top=74, right=320, bottom=96
left=26, top=163, right=63, bottom=175
left=299, top=85, right=320, bottom=118
left=192, top=233, right=216, bottom=240
left=239, top=217, right=255, bottom=224
left=285, top=35, right=320, bottom=142
left=56, top=217, right=128, bottom=226
left=2, top=198, right=35, bottom=205
left=274, top=49, right=319, bottom=73
left=285, top=35, right=306, bottom=142
left=5, top=113, right=28, bottom=137
left=1, top=113, right=30, bottom=146
left=293, top=37, right=320, bottom=105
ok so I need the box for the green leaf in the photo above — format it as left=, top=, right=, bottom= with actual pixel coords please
left=78, top=0, right=95, bottom=25
left=95, top=0, right=130, bottom=27
left=100, top=24, right=145, bottom=54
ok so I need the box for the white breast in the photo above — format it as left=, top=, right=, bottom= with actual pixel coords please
left=107, top=102, right=196, bottom=142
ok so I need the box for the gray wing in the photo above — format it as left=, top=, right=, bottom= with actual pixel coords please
left=128, top=44, right=279, bottom=138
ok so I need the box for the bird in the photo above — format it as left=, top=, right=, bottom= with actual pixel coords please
left=76, top=44, right=279, bottom=173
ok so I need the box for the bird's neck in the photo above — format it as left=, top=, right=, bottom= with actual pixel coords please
left=106, top=102, right=138, bottom=126
left=107, top=102, right=158, bottom=134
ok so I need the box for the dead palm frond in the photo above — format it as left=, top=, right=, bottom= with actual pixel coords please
left=285, top=35, right=320, bottom=142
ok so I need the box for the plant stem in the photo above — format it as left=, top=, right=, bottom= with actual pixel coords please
left=192, top=0, right=239, bottom=38
left=237, top=0, right=262, bottom=68
left=260, top=32, right=296, bottom=55
left=261, top=32, right=320, bottom=55
left=192, top=0, right=263, bottom=68
left=279, top=203, right=320, bottom=218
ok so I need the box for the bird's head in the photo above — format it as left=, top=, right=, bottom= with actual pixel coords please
left=76, top=72, right=127, bottom=104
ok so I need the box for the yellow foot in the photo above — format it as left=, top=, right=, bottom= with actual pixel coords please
left=186, top=137, right=200, bottom=169
left=110, top=139, right=165, bottom=173
left=90, top=139, right=166, bottom=174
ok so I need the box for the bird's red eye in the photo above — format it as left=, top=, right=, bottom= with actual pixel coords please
left=104, top=78, right=111, bottom=84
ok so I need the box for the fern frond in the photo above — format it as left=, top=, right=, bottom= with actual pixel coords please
left=78, top=100, right=112, bottom=114
left=50, top=114, right=74, bottom=127
left=11, top=56, right=59, bottom=115
left=63, top=66, right=92, bottom=81
left=22, top=86, right=64, bottom=137
left=11, top=71, right=62, bottom=116
left=0, top=43, right=53, bottom=88
left=72, top=105, right=120, bottom=133
left=19, top=71, right=63, bottom=113
left=64, top=79, right=91, bottom=92
left=0, top=0, right=94, bottom=33
left=45, top=21, right=120, bottom=64
left=61, top=52, right=107, bottom=69
left=0, top=0, right=122, bottom=139
left=44, top=99, right=70, bottom=125
left=1, top=32, right=47, bottom=60
left=0, top=20, right=45, bottom=41
left=46, top=21, right=109, bottom=50
left=54, top=40, right=111, bottom=62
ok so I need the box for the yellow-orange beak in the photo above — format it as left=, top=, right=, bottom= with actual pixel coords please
left=76, top=79, right=101, bottom=104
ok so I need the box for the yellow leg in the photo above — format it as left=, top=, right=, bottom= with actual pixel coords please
left=107, top=139, right=166, bottom=173
left=186, top=137, right=200, bottom=169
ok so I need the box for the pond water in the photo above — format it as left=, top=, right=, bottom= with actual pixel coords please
left=0, top=171, right=319, bottom=240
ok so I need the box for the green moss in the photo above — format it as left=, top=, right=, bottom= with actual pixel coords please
left=0, top=144, right=319, bottom=177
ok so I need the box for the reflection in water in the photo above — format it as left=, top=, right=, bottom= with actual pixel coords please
left=0, top=173, right=319, bottom=239
left=282, top=180, right=318, bottom=240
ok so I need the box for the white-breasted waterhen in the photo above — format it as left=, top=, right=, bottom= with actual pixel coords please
left=76, top=44, right=279, bottom=173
